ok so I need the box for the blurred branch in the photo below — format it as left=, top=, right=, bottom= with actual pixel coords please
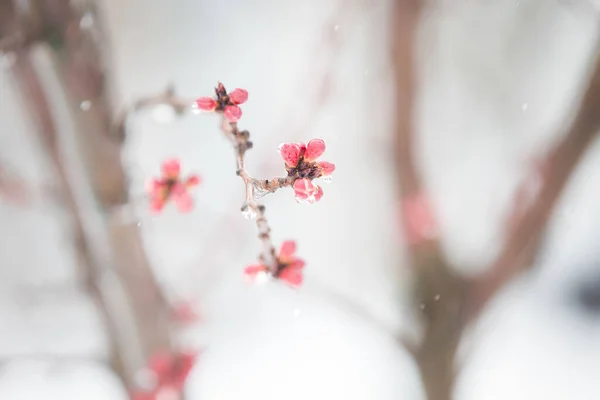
left=1, top=0, right=176, bottom=391
left=468, top=52, right=600, bottom=319
left=392, top=0, right=600, bottom=398
left=392, top=2, right=465, bottom=399
left=10, top=46, right=141, bottom=385
left=112, top=86, right=193, bottom=143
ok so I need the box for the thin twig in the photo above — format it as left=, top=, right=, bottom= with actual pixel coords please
left=218, top=119, right=294, bottom=270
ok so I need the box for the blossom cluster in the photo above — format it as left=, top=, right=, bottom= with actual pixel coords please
left=146, top=83, right=336, bottom=289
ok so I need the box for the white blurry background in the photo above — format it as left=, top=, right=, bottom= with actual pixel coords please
left=1, top=0, right=600, bottom=399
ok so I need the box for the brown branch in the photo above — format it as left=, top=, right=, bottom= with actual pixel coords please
left=112, top=86, right=193, bottom=143
left=3, top=0, right=177, bottom=391
left=9, top=49, right=143, bottom=385
left=468, top=51, right=600, bottom=319
left=392, top=2, right=462, bottom=397
left=392, top=1, right=600, bottom=398
left=219, top=119, right=293, bottom=270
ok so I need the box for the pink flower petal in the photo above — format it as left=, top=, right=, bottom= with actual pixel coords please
left=161, top=159, right=181, bottom=178
left=229, top=88, right=248, bottom=105
left=304, top=139, right=326, bottom=161
left=317, top=161, right=335, bottom=176
left=279, top=143, right=301, bottom=167
left=186, top=175, right=201, bottom=187
left=148, top=351, right=175, bottom=377
left=224, top=105, right=242, bottom=122
left=194, top=97, right=217, bottom=111
left=279, top=265, right=303, bottom=287
left=244, top=264, right=268, bottom=280
left=279, top=240, right=297, bottom=261
left=314, top=185, right=324, bottom=202
left=150, top=197, right=166, bottom=214
left=293, top=178, right=318, bottom=201
left=288, top=258, right=305, bottom=270
left=172, top=184, right=193, bottom=212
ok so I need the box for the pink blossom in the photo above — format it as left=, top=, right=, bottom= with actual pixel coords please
left=193, top=83, right=248, bottom=122
left=293, top=178, right=323, bottom=204
left=194, top=97, right=217, bottom=112
left=244, top=240, right=306, bottom=287
left=131, top=350, right=197, bottom=400
left=279, top=138, right=334, bottom=203
left=148, top=159, right=200, bottom=214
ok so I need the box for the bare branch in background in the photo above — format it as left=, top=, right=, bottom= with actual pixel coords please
left=392, top=1, right=600, bottom=399
left=468, top=52, right=600, bottom=319
left=1, top=0, right=175, bottom=391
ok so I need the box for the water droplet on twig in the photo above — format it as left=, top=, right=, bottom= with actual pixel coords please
left=241, top=203, right=257, bottom=219
left=253, top=187, right=269, bottom=199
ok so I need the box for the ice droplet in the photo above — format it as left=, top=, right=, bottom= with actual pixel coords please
left=253, top=187, right=269, bottom=199
left=521, top=103, right=528, bottom=111
left=80, top=100, right=91, bottom=111
left=241, top=203, right=257, bottom=219
left=322, top=175, right=333, bottom=183
left=255, top=271, right=270, bottom=285
left=434, top=294, right=440, bottom=301
left=190, top=102, right=201, bottom=115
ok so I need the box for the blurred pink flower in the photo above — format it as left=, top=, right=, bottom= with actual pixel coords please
left=244, top=240, right=306, bottom=287
left=131, top=350, right=197, bottom=400
left=148, top=159, right=200, bottom=214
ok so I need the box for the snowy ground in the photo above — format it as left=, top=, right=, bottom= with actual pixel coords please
left=1, top=0, right=600, bottom=399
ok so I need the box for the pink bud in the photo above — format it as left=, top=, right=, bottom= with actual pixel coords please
left=161, top=159, right=181, bottom=178
left=314, top=185, right=324, bottom=202
left=293, top=178, right=318, bottom=201
left=279, top=143, right=301, bottom=167
left=318, top=161, right=335, bottom=176
left=186, top=175, right=201, bottom=187
left=305, top=139, right=326, bottom=161
left=224, top=105, right=242, bottom=122
left=229, top=89, right=248, bottom=105
left=279, top=240, right=297, bottom=260
left=194, top=97, right=217, bottom=111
